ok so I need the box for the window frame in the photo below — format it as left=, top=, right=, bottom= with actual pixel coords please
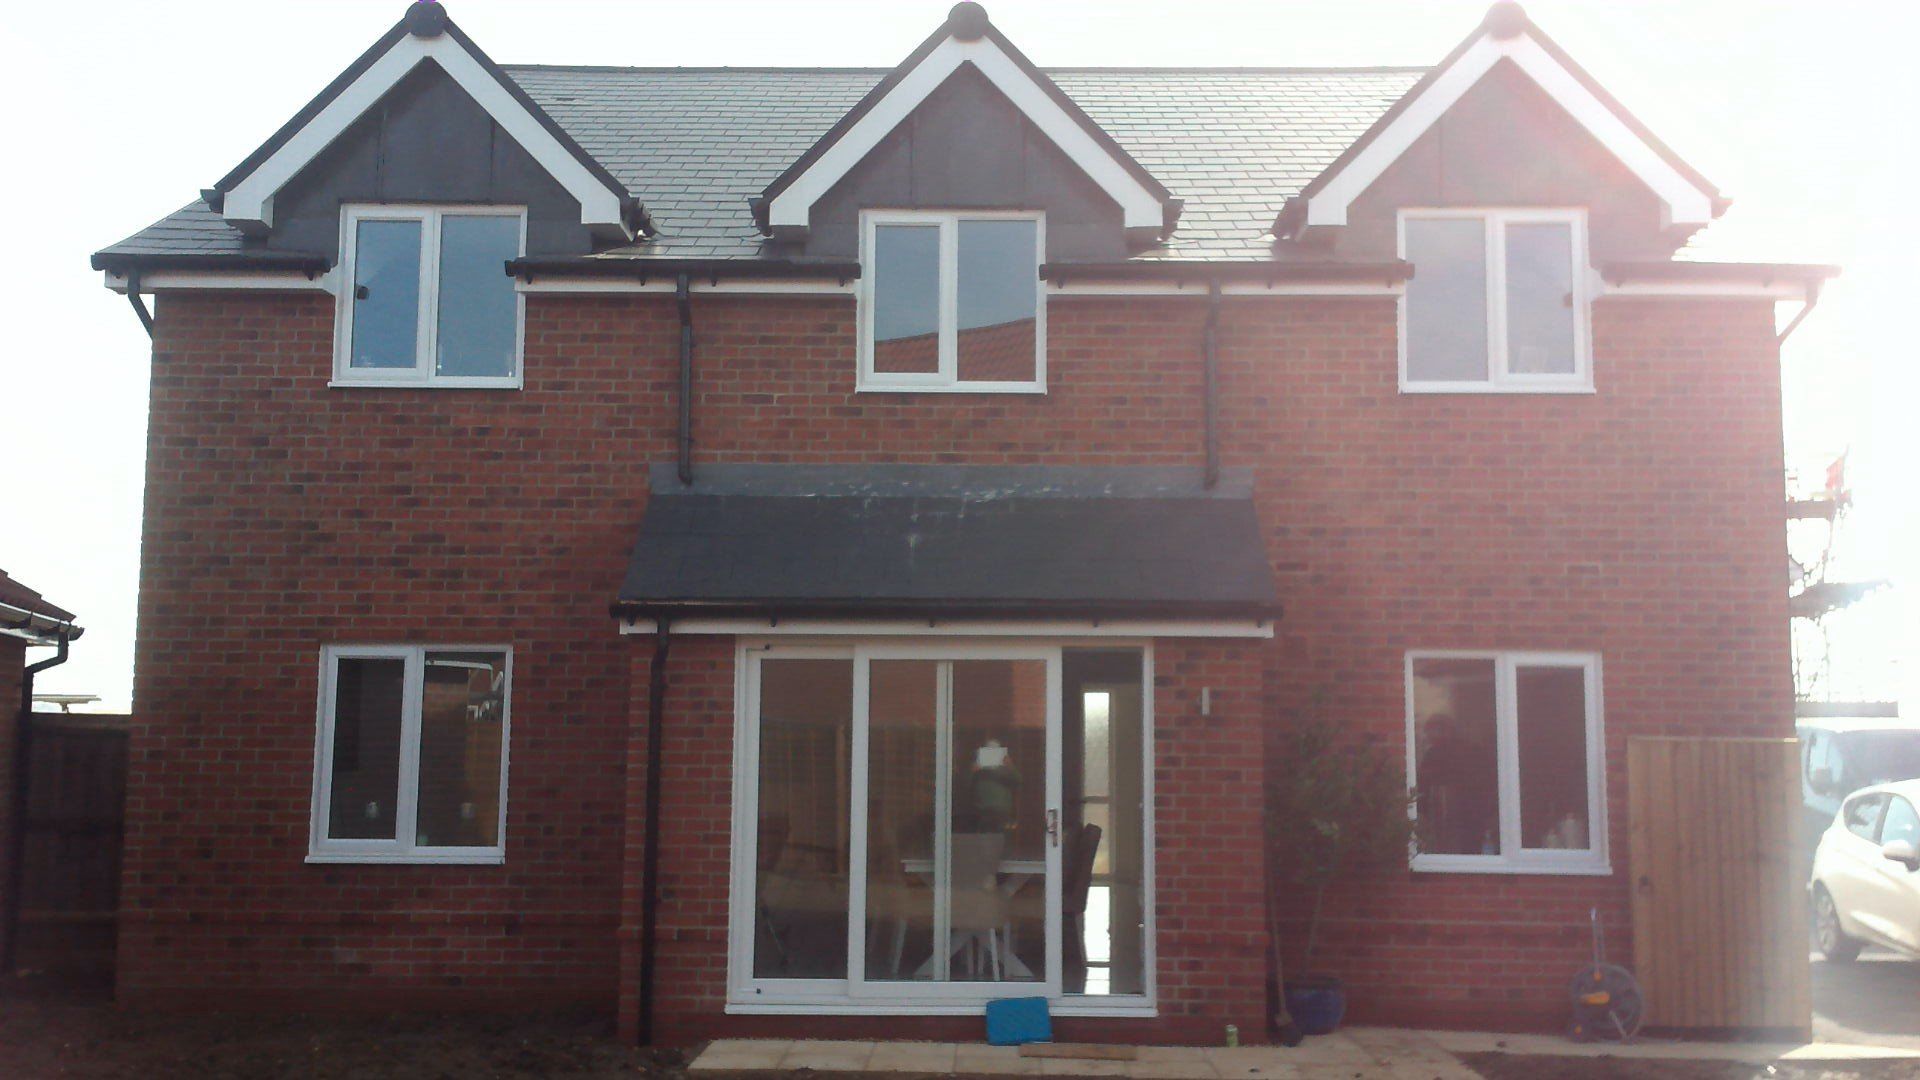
left=725, top=638, right=1157, bottom=1016
left=307, top=643, right=514, bottom=865
left=857, top=209, right=1047, bottom=395
left=333, top=203, right=528, bottom=389
left=1404, top=650, right=1609, bottom=876
left=1396, top=207, right=1594, bottom=395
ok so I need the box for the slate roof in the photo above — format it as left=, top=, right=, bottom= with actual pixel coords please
left=616, top=465, right=1281, bottom=619
left=96, top=65, right=1425, bottom=268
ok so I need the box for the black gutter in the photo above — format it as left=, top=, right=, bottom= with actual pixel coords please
left=124, top=271, right=155, bottom=339
left=675, top=274, right=695, bottom=487
left=612, top=598, right=1283, bottom=623
left=91, top=252, right=333, bottom=275
left=635, top=619, right=673, bottom=1046
left=1041, top=260, right=1412, bottom=285
left=506, top=257, right=860, bottom=285
left=1, top=627, right=74, bottom=972
left=1203, top=282, right=1222, bottom=491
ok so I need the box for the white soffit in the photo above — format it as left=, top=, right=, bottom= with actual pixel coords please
left=219, top=34, right=628, bottom=237
left=765, top=35, right=1166, bottom=233
left=1305, top=32, right=1717, bottom=230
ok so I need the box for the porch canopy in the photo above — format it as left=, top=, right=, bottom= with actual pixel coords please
left=614, top=464, right=1280, bottom=630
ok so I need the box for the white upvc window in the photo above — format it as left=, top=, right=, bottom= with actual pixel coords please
left=333, top=204, right=526, bottom=388
left=308, top=644, right=512, bottom=864
left=1397, top=208, right=1593, bottom=393
left=858, top=210, right=1045, bottom=394
left=1404, top=650, right=1608, bottom=875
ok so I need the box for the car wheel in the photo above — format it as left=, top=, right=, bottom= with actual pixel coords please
left=1814, top=884, right=1862, bottom=963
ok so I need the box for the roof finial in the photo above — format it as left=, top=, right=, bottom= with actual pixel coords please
left=405, top=1, right=449, bottom=38
left=1483, top=1, right=1528, bottom=39
left=947, top=2, right=990, bottom=41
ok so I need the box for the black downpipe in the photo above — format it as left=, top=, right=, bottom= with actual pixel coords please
left=2, top=630, right=73, bottom=971
left=1203, top=281, right=1222, bottom=490
left=125, top=272, right=155, bottom=338
left=635, top=619, right=673, bottom=1045
left=676, top=274, right=695, bottom=487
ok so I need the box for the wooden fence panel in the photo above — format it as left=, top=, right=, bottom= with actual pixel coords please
left=13, top=714, right=128, bottom=980
left=1628, top=736, right=1809, bottom=1036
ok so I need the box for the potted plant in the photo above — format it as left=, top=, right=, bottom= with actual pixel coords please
left=1265, top=711, right=1416, bottom=1037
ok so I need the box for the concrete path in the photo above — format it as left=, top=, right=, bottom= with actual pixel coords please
left=1812, top=949, right=1920, bottom=1051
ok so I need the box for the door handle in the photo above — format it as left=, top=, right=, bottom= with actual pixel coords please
left=1047, top=809, right=1060, bottom=847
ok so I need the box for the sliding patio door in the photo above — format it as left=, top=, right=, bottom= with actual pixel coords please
left=735, top=642, right=1154, bottom=1011
left=853, top=651, right=1060, bottom=998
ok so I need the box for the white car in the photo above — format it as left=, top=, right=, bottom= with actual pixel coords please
left=1810, top=778, right=1920, bottom=961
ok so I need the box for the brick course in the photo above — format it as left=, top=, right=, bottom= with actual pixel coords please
left=122, top=288, right=1787, bottom=1038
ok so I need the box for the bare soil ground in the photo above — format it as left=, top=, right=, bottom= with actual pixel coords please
left=1462, top=1053, right=1920, bottom=1080
left=0, top=994, right=687, bottom=1080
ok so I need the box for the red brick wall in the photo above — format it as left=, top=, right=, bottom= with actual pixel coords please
left=124, top=288, right=1787, bottom=1035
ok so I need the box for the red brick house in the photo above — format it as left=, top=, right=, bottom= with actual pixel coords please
left=92, top=0, right=1827, bottom=1044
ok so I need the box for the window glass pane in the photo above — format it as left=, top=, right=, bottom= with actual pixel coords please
left=1883, top=798, right=1920, bottom=849
left=326, top=657, right=406, bottom=839
left=1064, top=649, right=1146, bottom=997
left=1504, top=222, right=1577, bottom=375
left=435, top=215, right=521, bottom=378
left=956, top=219, right=1037, bottom=383
left=414, top=650, right=508, bottom=848
left=866, top=660, right=938, bottom=980
left=350, top=219, right=422, bottom=369
left=753, top=658, right=853, bottom=979
left=950, top=659, right=1046, bottom=984
left=872, top=225, right=942, bottom=374
left=1515, top=665, right=1592, bottom=850
left=1845, top=795, right=1886, bottom=840
left=1411, top=657, right=1499, bottom=855
left=1404, top=218, right=1489, bottom=382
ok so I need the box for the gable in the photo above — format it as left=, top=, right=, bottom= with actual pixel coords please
left=1330, top=61, right=1672, bottom=262
left=803, top=64, right=1127, bottom=262
left=209, top=4, right=639, bottom=243
left=757, top=3, right=1177, bottom=244
left=265, top=63, right=595, bottom=261
left=1279, top=2, right=1723, bottom=242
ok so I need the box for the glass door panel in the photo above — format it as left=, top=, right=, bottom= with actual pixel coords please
left=753, top=658, right=854, bottom=979
left=1062, top=649, right=1147, bottom=997
left=864, top=660, right=940, bottom=981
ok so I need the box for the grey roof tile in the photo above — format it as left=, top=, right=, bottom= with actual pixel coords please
left=99, top=66, right=1425, bottom=265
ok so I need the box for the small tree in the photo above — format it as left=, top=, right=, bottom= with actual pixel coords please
left=1266, top=711, right=1417, bottom=974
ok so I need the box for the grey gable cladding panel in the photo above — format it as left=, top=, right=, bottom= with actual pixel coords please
left=617, top=469, right=1279, bottom=619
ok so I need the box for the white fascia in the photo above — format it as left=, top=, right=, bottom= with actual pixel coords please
left=765, top=36, right=1165, bottom=233
left=1305, top=33, right=1717, bottom=231
left=220, top=34, right=628, bottom=238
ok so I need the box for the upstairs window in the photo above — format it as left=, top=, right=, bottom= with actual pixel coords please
left=336, top=205, right=525, bottom=387
left=860, top=211, right=1044, bottom=393
left=1399, top=209, right=1591, bottom=393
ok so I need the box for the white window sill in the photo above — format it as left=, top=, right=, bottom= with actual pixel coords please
left=328, top=379, right=523, bottom=390
left=306, top=851, right=505, bottom=866
left=855, top=382, right=1047, bottom=395
left=1399, top=382, right=1595, bottom=395
left=1411, top=854, right=1611, bottom=877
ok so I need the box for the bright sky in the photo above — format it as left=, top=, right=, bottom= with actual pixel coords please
left=0, top=0, right=1913, bottom=714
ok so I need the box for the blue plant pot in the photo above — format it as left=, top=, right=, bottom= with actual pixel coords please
left=1283, top=975, right=1346, bottom=1036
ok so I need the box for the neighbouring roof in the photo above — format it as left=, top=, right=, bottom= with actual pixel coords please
left=615, top=465, right=1281, bottom=620
left=0, top=569, right=82, bottom=645
left=96, top=65, right=1424, bottom=269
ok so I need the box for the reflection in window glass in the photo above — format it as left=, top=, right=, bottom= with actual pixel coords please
left=1411, top=657, right=1499, bottom=855
left=753, top=659, right=853, bottom=979
left=1504, top=223, right=1577, bottom=374
left=1882, top=798, right=1920, bottom=850
left=865, top=660, right=939, bottom=980
left=1845, top=795, right=1887, bottom=841
left=1064, top=649, right=1145, bottom=997
left=1516, top=665, right=1590, bottom=850
left=435, top=216, right=521, bottom=378
left=326, top=657, right=406, bottom=840
left=873, top=225, right=941, bottom=374
left=956, top=219, right=1038, bottom=383
left=1404, top=218, right=1489, bottom=383
left=414, top=650, right=508, bottom=848
left=350, top=219, right=423, bottom=369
